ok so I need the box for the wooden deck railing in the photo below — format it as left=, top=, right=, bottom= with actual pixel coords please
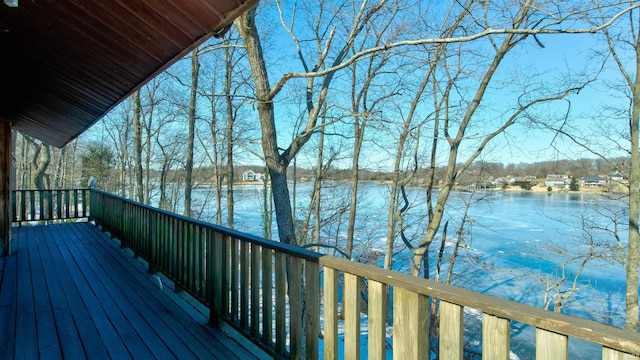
left=88, top=189, right=320, bottom=359
left=11, top=189, right=90, bottom=223
left=16, top=189, right=640, bottom=359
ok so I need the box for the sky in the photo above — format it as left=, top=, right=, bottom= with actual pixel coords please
left=81, top=1, right=635, bottom=171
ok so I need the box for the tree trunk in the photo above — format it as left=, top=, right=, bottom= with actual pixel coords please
left=32, top=142, right=50, bottom=191
left=225, top=43, right=235, bottom=229
left=347, top=121, right=364, bottom=260
left=133, top=90, right=144, bottom=203
left=625, top=44, right=640, bottom=331
left=235, top=9, right=297, bottom=245
left=184, top=48, right=200, bottom=217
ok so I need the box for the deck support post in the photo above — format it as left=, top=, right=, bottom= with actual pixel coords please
left=0, top=118, right=12, bottom=256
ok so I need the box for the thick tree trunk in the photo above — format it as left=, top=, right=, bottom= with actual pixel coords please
left=32, top=141, right=50, bottom=191
left=133, top=90, right=144, bottom=203
left=235, top=9, right=296, bottom=244
left=184, top=48, right=200, bottom=217
left=625, top=47, right=640, bottom=331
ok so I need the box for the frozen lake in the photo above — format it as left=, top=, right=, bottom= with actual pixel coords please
left=190, top=182, right=630, bottom=359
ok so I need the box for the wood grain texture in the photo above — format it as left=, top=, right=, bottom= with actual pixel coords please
left=393, top=286, right=429, bottom=360
left=439, top=301, right=463, bottom=360
left=323, top=267, right=338, bottom=360
left=345, top=273, right=362, bottom=359
left=483, top=313, right=510, bottom=360
left=368, top=280, right=387, bottom=360
left=536, top=328, right=567, bottom=360
left=305, top=261, right=320, bottom=360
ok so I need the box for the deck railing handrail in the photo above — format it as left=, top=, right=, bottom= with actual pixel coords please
left=16, top=188, right=640, bottom=359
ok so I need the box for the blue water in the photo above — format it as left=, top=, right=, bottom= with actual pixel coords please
left=192, top=182, right=630, bottom=359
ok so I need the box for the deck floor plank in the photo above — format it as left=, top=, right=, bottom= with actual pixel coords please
left=33, top=225, right=87, bottom=360
left=45, top=224, right=156, bottom=360
left=38, top=224, right=110, bottom=359
left=53, top=224, right=177, bottom=360
left=40, top=225, right=136, bottom=360
left=71, top=223, right=238, bottom=360
left=14, top=226, right=38, bottom=360
left=27, top=227, right=62, bottom=359
left=5, top=222, right=264, bottom=360
left=0, top=237, right=17, bottom=359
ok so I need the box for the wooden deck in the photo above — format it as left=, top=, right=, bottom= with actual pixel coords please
left=0, top=222, right=268, bottom=360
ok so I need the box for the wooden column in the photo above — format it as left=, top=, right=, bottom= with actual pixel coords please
left=0, top=119, right=11, bottom=256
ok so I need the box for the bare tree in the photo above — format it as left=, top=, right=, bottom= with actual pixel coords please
left=184, top=48, right=200, bottom=217
left=133, top=90, right=144, bottom=203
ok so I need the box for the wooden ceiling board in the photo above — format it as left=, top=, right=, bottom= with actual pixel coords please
left=0, top=0, right=258, bottom=148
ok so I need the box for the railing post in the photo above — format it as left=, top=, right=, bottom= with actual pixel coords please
left=261, top=247, right=273, bottom=346
left=148, top=211, right=157, bottom=273
left=368, top=280, right=388, bottom=360
left=439, top=301, right=464, bottom=360
left=482, top=313, right=510, bottom=360
left=344, top=272, right=361, bottom=359
left=250, top=243, right=261, bottom=338
left=305, top=261, right=320, bottom=360
left=393, top=286, right=429, bottom=360
left=290, top=256, right=304, bottom=359
left=274, top=252, right=287, bottom=356
left=323, top=267, right=338, bottom=359
left=536, top=328, right=567, bottom=360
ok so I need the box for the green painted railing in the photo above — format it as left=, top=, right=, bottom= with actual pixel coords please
left=11, top=189, right=90, bottom=223
left=89, top=189, right=320, bottom=359
left=40, top=189, right=640, bottom=359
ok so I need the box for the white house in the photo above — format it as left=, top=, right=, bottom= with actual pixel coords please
left=243, top=170, right=266, bottom=182
left=545, top=174, right=570, bottom=188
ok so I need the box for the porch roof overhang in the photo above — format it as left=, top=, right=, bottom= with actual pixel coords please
left=0, top=0, right=257, bottom=148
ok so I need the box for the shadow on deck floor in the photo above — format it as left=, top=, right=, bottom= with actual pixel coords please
left=0, top=222, right=270, bottom=359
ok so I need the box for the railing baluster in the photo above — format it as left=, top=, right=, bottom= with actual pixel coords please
left=602, top=347, right=640, bottom=360
left=29, top=190, right=35, bottom=220
left=290, top=256, right=304, bottom=359
left=536, top=328, right=567, bottom=360
left=209, top=230, right=222, bottom=323
left=368, top=280, right=387, bottom=360
left=20, top=190, right=26, bottom=222
left=393, top=286, right=429, bottom=360
left=38, top=190, right=44, bottom=220
left=231, top=236, right=239, bottom=322
left=305, top=260, right=319, bottom=360
left=482, top=313, right=510, bottom=360
left=440, top=301, right=463, bottom=360
left=324, top=267, right=338, bottom=359
left=241, top=239, right=249, bottom=330
left=261, top=247, right=273, bottom=346
left=274, top=251, right=286, bottom=355
left=47, top=190, right=53, bottom=220
left=344, top=272, right=361, bottom=359
left=250, top=243, right=261, bottom=338
left=222, top=234, right=230, bottom=317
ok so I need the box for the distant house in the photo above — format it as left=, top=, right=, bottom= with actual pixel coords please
left=545, top=174, right=570, bottom=188
left=242, top=170, right=266, bottom=182
left=609, top=172, right=626, bottom=181
left=511, top=176, right=537, bottom=188
left=581, top=175, right=609, bottom=188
